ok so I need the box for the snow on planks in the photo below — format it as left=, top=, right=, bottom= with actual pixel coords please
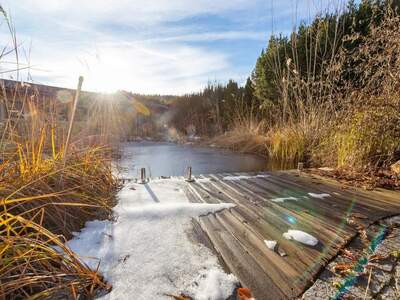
left=184, top=171, right=400, bottom=300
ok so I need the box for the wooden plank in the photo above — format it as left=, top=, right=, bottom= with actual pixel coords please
left=198, top=214, right=288, bottom=299
left=231, top=175, right=356, bottom=239
left=205, top=176, right=344, bottom=264
left=283, top=170, right=400, bottom=208
left=211, top=175, right=350, bottom=250
left=186, top=180, right=314, bottom=273
left=189, top=178, right=335, bottom=276
left=215, top=210, right=305, bottom=297
left=184, top=171, right=400, bottom=300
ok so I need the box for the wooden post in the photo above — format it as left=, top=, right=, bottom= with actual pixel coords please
left=297, top=162, right=304, bottom=172
left=186, top=166, right=195, bottom=182
left=139, top=167, right=147, bottom=184
left=59, top=76, right=83, bottom=187
left=62, top=76, right=83, bottom=161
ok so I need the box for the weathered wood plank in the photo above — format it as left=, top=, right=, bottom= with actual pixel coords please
left=184, top=171, right=400, bottom=300
left=215, top=210, right=304, bottom=297
left=212, top=175, right=350, bottom=251
left=205, top=176, right=339, bottom=264
left=199, top=214, right=288, bottom=299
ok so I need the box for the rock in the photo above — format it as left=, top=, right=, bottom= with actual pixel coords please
left=347, top=282, right=374, bottom=300
left=381, top=215, right=400, bottom=227
left=304, top=219, right=400, bottom=300
left=369, top=269, right=392, bottom=294
left=301, top=279, right=337, bottom=299
left=319, top=269, right=338, bottom=283
left=390, top=160, right=400, bottom=174
left=368, top=261, right=395, bottom=273
left=395, top=264, right=400, bottom=289
left=378, top=285, right=398, bottom=299
left=375, top=228, right=400, bottom=257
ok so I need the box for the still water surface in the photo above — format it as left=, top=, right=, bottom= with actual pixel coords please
left=120, top=141, right=271, bottom=177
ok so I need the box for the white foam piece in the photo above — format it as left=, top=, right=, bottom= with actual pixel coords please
left=308, top=193, right=331, bottom=199
left=283, top=230, right=318, bottom=246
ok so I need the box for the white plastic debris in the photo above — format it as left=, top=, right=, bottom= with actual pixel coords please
left=271, top=196, right=298, bottom=203
left=308, top=193, right=331, bottom=199
left=283, top=230, right=318, bottom=246
left=264, top=240, right=277, bottom=250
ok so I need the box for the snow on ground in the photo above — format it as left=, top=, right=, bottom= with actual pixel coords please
left=196, top=178, right=212, bottom=183
left=192, top=269, right=238, bottom=300
left=283, top=230, right=319, bottom=246
left=68, top=179, right=237, bottom=300
left=223, top=174, right=270, bottom=181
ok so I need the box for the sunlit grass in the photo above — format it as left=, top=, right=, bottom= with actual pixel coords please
left=0, top=211, right=111, bottom=299
left=0, top=98, right=120, bottom=298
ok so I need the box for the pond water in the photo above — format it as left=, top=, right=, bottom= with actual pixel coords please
left=119, top=141, right=274, bottom=178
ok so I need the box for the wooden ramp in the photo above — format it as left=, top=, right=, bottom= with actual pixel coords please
left=184, top=171, right=400, bottom=300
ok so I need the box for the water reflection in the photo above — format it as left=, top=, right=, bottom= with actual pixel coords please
left=119, top=141, right=291, bottom=177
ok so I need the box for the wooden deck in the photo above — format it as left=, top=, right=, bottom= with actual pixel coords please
left=184, top=170, right=400, bottom=300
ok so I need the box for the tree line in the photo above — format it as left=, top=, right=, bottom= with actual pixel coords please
left=170, top=0, right=399, bottom=135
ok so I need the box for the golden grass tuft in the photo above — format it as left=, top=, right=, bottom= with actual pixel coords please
left=0, top=9, right=122, bottom=298
left=0, top=111, right=119, bottom=299
left=209, top=119, right=268, bottom=155
left=0, top=212, right=111, bottom=299
left=0, top=107, right=119, bottom=298
left=0, top=79, right=119, bottom=299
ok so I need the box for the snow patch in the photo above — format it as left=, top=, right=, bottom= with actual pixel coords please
left=68, top=179, right=237, bottom=299
left=196, top=178, right=212, bottom=183
left=121, top=202, right=235, bottom=219
left=271, top=196, right=298, bottom=203
left=223, top=174, right=270, bottom=181
left=283, top=230, right=319, bottom=246
left=190, top=268, right=238, bottom=300
left=264, top=240, right=277, bottom=250
left=308, top=193, right=331, bottom=199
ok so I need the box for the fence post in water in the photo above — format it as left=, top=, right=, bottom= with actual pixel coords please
left=139, top=167, right=147, bottom=184
left=186, top=166, right=195, bottom=182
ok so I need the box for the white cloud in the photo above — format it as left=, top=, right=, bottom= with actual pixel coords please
left=1, top=0, right=264, bottom=94
left=18, top=36, right=230, bottom=94
left=143, top=31, right=267, bottom=43
left=0, top=0, right=339, bottom=94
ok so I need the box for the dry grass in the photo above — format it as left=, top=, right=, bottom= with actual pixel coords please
left=331, top=13, right=400, bottom=170
left=220, top=9, right=400, bottom=173
left=0, top=98, right=119, bottom=299
left=0, top=11, right=120, bottom=296
left=209, top=119, right=268, bottom=155
left=0, top=212, right=111, bottom=299
left=0, top=94, right=119, bottom=298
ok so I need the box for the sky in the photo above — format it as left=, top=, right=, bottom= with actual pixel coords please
left=0, top=1, right=345, bottom=94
